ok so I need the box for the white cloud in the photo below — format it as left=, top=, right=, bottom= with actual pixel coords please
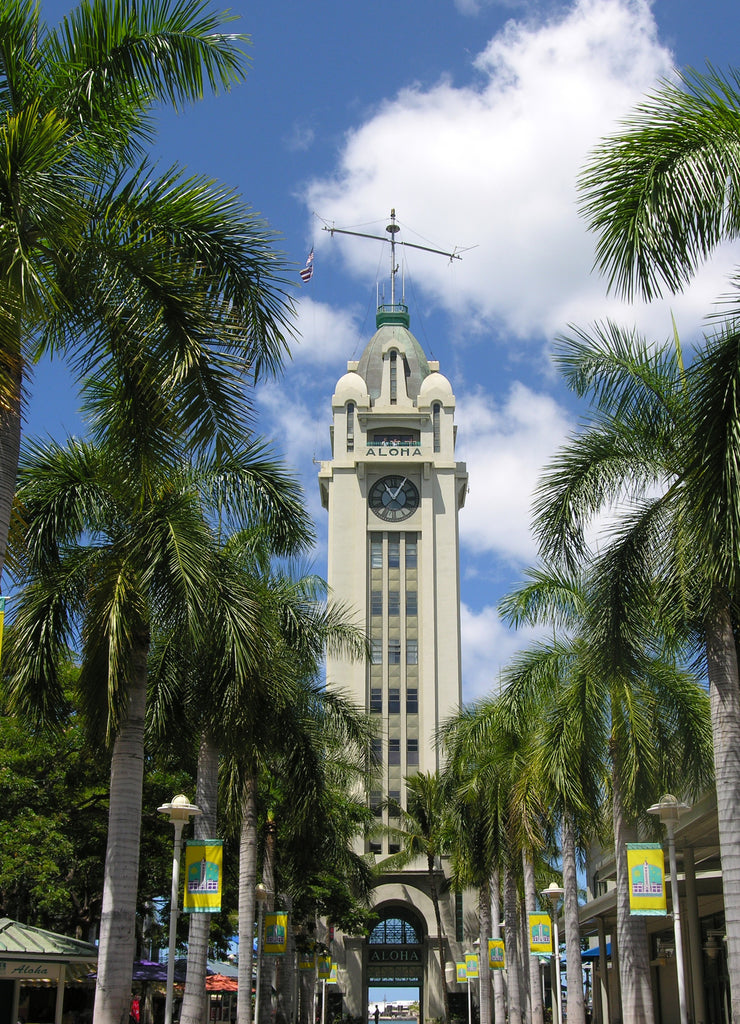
left=457, top=383, right=573, bottom=564
left=303, top=0, right=736, bottom=346
left=461, top=601, right=544, bottom=701
left=287, top=297, right=365, bottom=365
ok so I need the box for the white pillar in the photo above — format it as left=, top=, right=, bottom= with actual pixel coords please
left=684, top=846, right=706, bottom=1024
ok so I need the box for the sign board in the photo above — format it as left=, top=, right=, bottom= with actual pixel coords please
left=488, top=939, right=505, bottom=970
left=264, top=913, right=289, bottom=955
left=184, top=840, right=223, bottom=913
left=627, top=843, right=667, bottom=915
left=529, top=914, right=553, bottom=954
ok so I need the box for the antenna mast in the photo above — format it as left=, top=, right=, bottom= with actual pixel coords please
left=324, top=209, right=461, bottom=315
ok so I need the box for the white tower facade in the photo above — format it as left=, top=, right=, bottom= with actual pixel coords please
left=319, top=299, right=469, bottom=1022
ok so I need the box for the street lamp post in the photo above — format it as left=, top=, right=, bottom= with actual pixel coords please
left=254, top=883, right=269, bottom=1024
left=541, top=882, right=565, bottom=1024
left=158, top=795, right=201, bottom=1024
left=648, top=794, right=690, bottom=1024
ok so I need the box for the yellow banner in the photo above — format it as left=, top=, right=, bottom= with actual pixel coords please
left=264, top=912, right=289, bottom=955
left=464, top=953, right=479, bottom=978
left=183, top=840, right=222, bottom=913
left=329, top=964, right=338, bottom=983
left=529, top=913, right=553, bottom=954
left=627, top=843, right=667, bottom=916
left=488, top=939, right=505, bottom=970
left=299, top=953, right=316, bottom=971
left=317, top=955, right=332, bottom=979
left=456, top=962, right=467, bottom=983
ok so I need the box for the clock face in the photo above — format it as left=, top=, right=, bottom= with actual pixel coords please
left=369, top=475, right=420, bottom=522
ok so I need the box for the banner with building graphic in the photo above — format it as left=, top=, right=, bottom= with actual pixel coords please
left=529, top=914, right=553, bottom=954
left=627, top=843, right=667, bottom=915
left=488, top=939, right=505, bottom=970
left=317, top=955, right=332, bottom=979
left=299, top=949, right=316, bottom=971
left=465, top=953, right=479, bottom=978
left=456, top=962, right=467, bottom=983
left=264, top=912, right=289, bottom=954
left=183, top=840, right=223, bottom=913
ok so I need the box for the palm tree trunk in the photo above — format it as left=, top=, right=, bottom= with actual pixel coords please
left=181, top=731, right=220, bottom=1024
left=0, top=349, right=21, bottom=583
left=503, top=862, right=523, bottom=1024
left=522, top=852, right=544, bottom=1024
left=93, top=632, right=149, bottom=1024
left=238, top=773, right=260, bottom=1024
left=611, top=739, right=654, bottom=1024
left=490, top=866, right=506, bottom=1024
left=561, top=811, right=585, bottom=1024
left=427, top=853, right=450, bottom=1023
left=706, top=599, right=740, bottom=1023
left=478, top=878, right=492, bottom=1024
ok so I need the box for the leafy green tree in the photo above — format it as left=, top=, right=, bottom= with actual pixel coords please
left=0, top=668, right=200, bottom=942
left=0, top=0, right=295, bottom=584
left=5, top=434, right=309, bottom=1024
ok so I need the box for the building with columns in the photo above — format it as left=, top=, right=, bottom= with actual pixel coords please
left=318, top=291, right=471, bottom=1022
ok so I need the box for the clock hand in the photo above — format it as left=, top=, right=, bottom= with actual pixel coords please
left=390, top=477, right=407, bottom=500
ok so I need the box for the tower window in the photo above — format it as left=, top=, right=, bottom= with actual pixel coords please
left=390, top=350, right=397, bottom=404
left=388, top=537, right=400, bottom=568
left=347, top=401, right=355, bottom=452
left=406, top=536, right=417, bottom=568
left=406, top=639, right=418, bottom=665
left=370, top=639, right=382, bottom=664
left=370, top=791, right=383, bottom=816
left=407, top=688, right=418, bottom=715
left=388, top=640, right=401, bottom=664
left=370, top=687, right=382, bottom=713
left=406, top=591, right=417, bottom=616
left=370, top=533, right=382, bottom=568
left=371, top=738, right=382, bottom=765
left=407, top=738, right=419, bottom=766
left=433, top=402, right=441, bottom=452
left=371, top=590, right=383, bottom=616
left=389, top=738, right=401, bottom=765
left=388, top=688, right=401, bottom=715
left=388, top=590, right=400, bottom=616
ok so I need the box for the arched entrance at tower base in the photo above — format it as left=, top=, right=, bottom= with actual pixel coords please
left=364, top=905, right=424, bottom=1024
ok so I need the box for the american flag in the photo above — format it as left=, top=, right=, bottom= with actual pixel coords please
left=300, top=247, right=314, bottom=282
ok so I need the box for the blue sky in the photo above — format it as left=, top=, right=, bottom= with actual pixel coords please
left=28, top=0, right=740, bottom=701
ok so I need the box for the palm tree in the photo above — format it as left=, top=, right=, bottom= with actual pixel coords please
left=580, top=78, right=740, bottom=1014
left=382, top=771, right=452, bottom=1024
left=5, top=435, right=311, bottom=1024
left=0, top=0, right=295, bottom=582
left=579, top=64, right=740, bottom=301
left=439, top=702, right=530, bottom=1024
left=204, top=563, right=369, bottom=1024
left=499, top=564, right=713, bottom=1024
left=530, top=322, right=740, bottom=1014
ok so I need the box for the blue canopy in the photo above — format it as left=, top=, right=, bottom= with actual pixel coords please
left=582, top=942, right=611, bottom=960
